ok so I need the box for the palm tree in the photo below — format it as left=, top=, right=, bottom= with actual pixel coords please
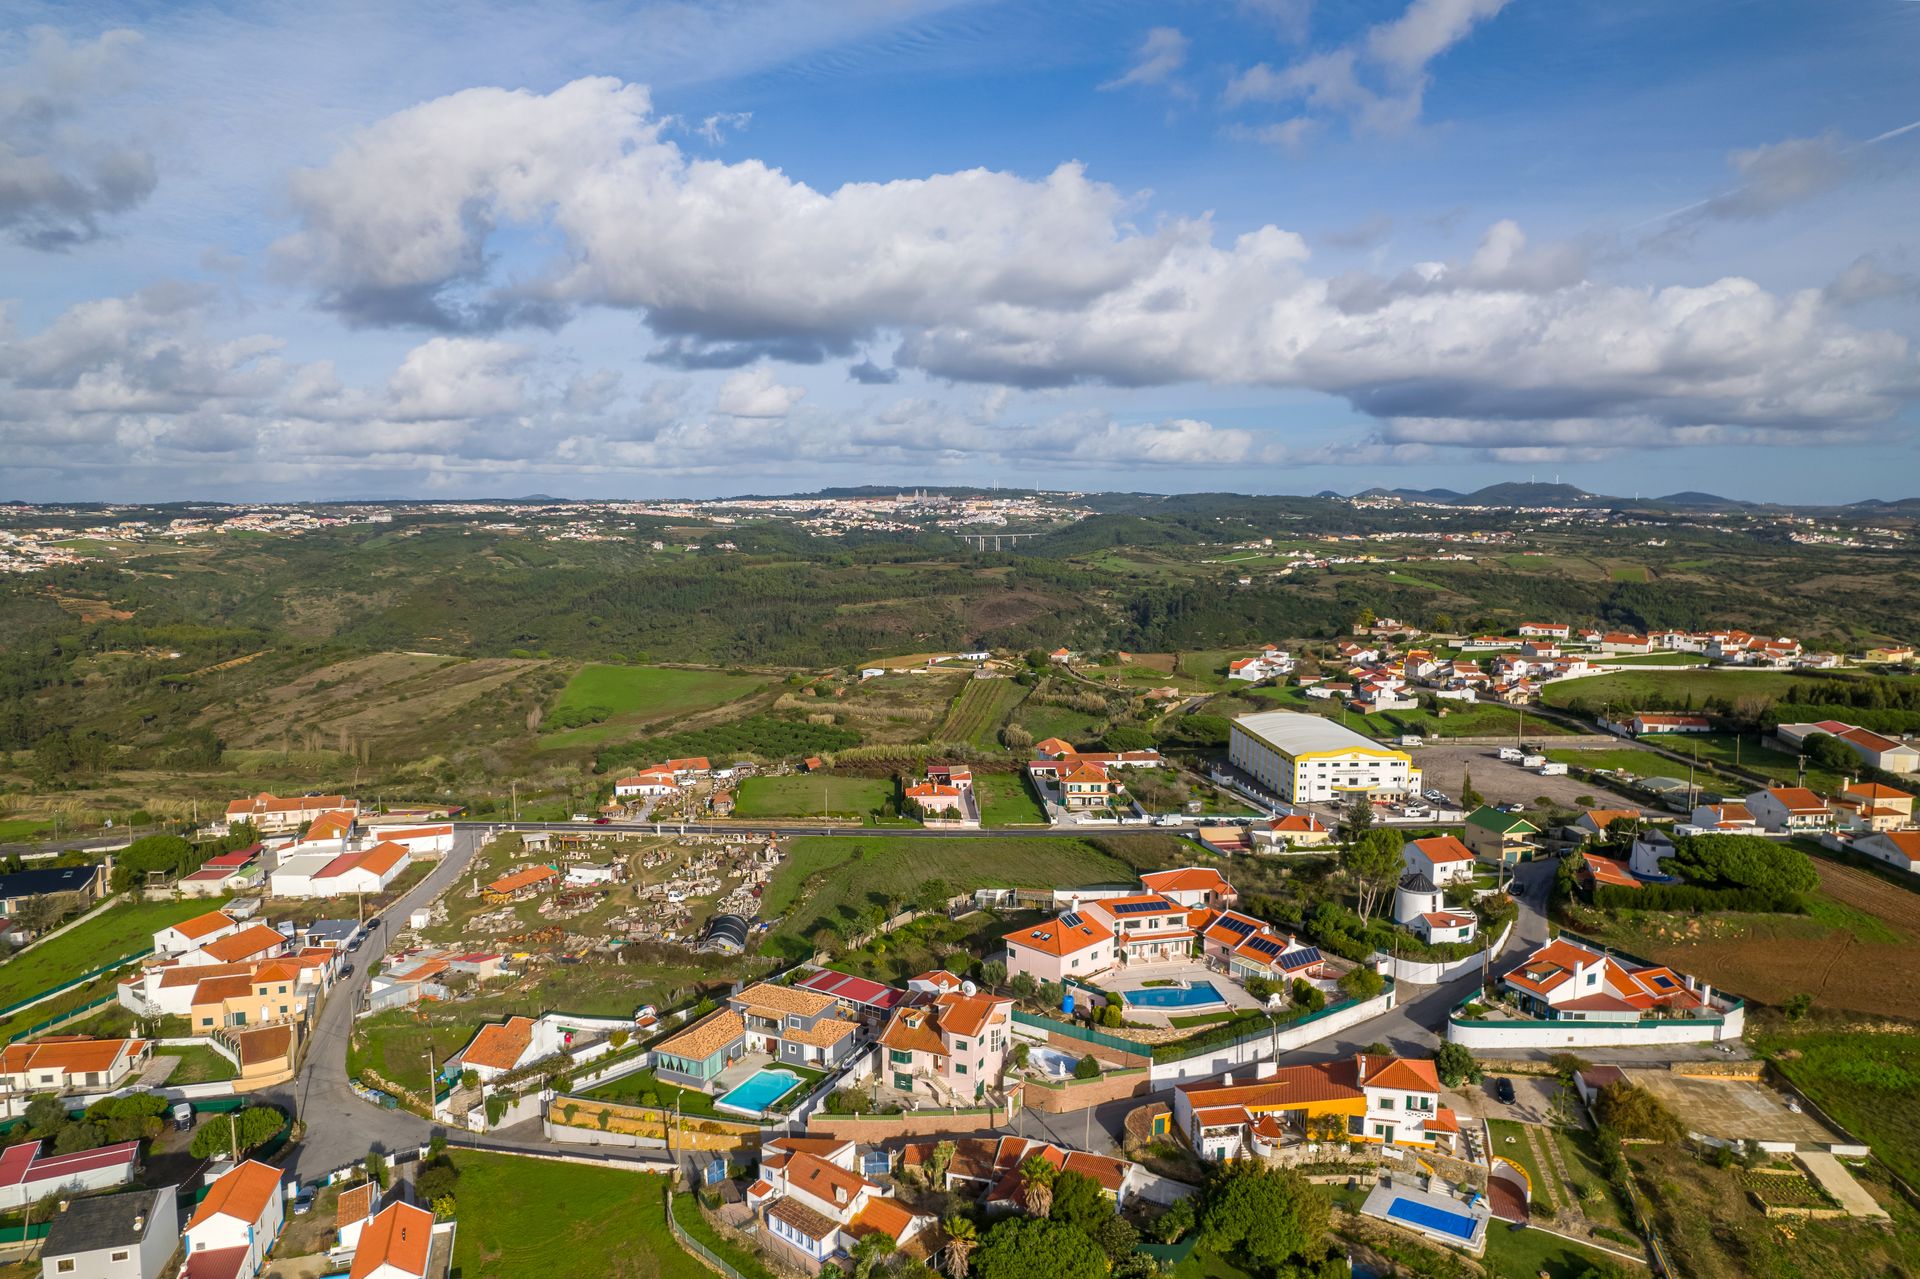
left=943, top=1216, right=978, bottom=1277
left=1018, top=1152, right=1057, bottom=1216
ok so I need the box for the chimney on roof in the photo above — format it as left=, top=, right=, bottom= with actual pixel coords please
left=1222, top=1072, right=1233, bottom=1087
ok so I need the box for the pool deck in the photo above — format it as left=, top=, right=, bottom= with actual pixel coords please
left=1105, top=959, right=1267, bottom=1028
left=1361, top=1178, right=1490, bottom=1255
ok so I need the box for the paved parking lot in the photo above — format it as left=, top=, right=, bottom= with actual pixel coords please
left=1452, top=1072, right=1569, bottom=1125
left=1407, top=742, right=1656, bottom=814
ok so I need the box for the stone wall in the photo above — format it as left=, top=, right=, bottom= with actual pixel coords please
left=804, top=1103, right=1016, bottom=1143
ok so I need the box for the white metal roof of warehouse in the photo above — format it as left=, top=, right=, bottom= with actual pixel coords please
left=1232, top=712, right=1400, bottom=757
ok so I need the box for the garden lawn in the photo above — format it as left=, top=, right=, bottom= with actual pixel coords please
left=1383, top=701, right=1573, bottom=738
left=0, top=896, right=226, bottom=1013
left=976, top=772, right=1047, bottom=825
left=449, top=1152, right=709, bottom=1279
left=733, top=773, right=894, bottom=820
left=576, top=1067, right=719, bottom=1115
left=1481, top=1220, right=1636, bottom=1279
left=1485, top=1119, right=1547, bottom=1197
left=1542, top=746, right=1695, bottom=782
left=759, top=836, right=1141, bottom=960
left=1640, top=731, right=1844, bottom=791
left=155, top=1043, right=238, bottom=1084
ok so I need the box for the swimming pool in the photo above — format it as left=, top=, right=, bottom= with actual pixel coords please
left=1030, top=1047, right=1079, bottom=1077
left=1122, top=981, right=1227, bottom=1009
left=1384, top=1196, right=1478, bottom=1241
left=714, top=1068, right=801, bottom=1115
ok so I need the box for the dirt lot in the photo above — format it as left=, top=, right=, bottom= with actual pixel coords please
left=1594, top=859, right=1920, bottom=1019
left=1407, top=742, right=1655, bottom=813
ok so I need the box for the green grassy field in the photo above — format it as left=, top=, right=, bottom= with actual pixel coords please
left=1637, top=731, right=1837, bottom=788
left=539, top=664, right=767, bottom=749
left=976, top=772, right=1047, bottom=825
left=155, top=1043, right=238, bottom=1083
left=1013, top=703, right=1106, bottom=746
left=448, top=1152, right=708, bottom=1279
left=733, top=773, right=894, bottom=820
left=0, top=896, right=225, bottom=1012
left=1542, top=746, right=1699, bottom=782
left=1754, top=1026, right=1920, bottom=1188
left=578, top=1067, right=720, bottom=1115
left=936, top=677, right=1027, bottom=747
left=760, top=835, right=1149, bottom=959
left=0, top=816, right=54, bottom=841
left=1542, top=668, right=1807, bottom=709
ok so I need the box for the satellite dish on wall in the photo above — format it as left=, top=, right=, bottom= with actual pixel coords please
left=961, top=980, right=978, bottom=996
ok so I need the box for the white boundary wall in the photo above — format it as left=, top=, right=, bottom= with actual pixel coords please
left=1372, top=922, right=1511, bottom=986
left=1147, top=988, right=1397, bottom=1086
left=1447, top=1003, right=1744, bottom=1050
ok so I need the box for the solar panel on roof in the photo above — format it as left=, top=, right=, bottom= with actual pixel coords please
left=1218, top=917, right=1255, bottom=937
left=1279, top=947, right=1322, bottom=969
left=1060, top=912, right=1082, bottom=928
left=1245, top=936, right=1281, bottom=956
left=1114, top=901, right=1168, bottom=915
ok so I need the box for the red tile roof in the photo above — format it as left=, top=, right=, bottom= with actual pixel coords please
left=188, top=1159, right=282, bottom=1229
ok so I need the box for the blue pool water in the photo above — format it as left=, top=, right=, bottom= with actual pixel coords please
left=1385, top=1197, right=1478, bottom=1241
left=1122, top=981, right=1226, bottom=1009
left=715, top=1068, right=800, bottom=1114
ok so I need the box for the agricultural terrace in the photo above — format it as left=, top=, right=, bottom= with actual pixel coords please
left=540, top=664, right=768, bottom=749
left=731, top=773, right=900, bottom=822
left=827, top=671, right=967, bottom=745
left=758, top=833, right=1198, bottom=961
left=934, top=676, right=1027, bottom=747
left=446, top=1152, right=711, bottom=1279
left=1628, top=1140, right=1920, bottom=1279
left=1571, top=850, right=1920, bottom=1020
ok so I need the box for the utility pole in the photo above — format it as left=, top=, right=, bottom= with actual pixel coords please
left=427, top=1043, right=436, bottom=1121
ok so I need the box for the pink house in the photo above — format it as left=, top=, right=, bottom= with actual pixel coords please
left=876, top=990, right=1012, bottom=1102
left=1003, top=911, right=1115, bottom=983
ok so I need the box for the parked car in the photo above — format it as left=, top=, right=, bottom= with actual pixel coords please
left=340, top=963, right=354, bottom=978
left=1494, top=1077, right=1516, bottom=1104
left=594, top=816, right=612, bottom=824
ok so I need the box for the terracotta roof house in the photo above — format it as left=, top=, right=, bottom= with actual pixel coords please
left=1173, top=1053, right=1458, bottom=1161
left=748, top=1141, right=931, bottom=1270
left=349, top=1202, right=440, bottom=1279
left=454, top=1015, right=537, bottom=1081
left=0, top=1035, right=151, bottom=1093
left=484, top=865, right=558, bottom=896
left=185, top=1160, right=284, bottom=1279
left=876, top=989, right=1013, bottom=1103
left=1002, top=910, right=1115, bottom=984
left=1140, top=867, right=1239, bottom=910
left=1401, top=834, right=1477, bottom=886
left=1745, top=786, right=1837, bottom=833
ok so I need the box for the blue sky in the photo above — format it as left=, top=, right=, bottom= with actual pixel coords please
left=2, top=0, right=1917, bottom=503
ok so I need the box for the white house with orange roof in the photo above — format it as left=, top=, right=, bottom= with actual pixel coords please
left=1172, top=1053, right=1459, bottom=1161
left=1254, top=812, right=1333, bottom=849
left=269, top=839, right=411, bottom=899
left=184, top=1160, right=284, bottom=1279
left=1776, top=720, right=1920, bottom=774
left=613, top=769, right=678, bottom=798
left=224, top=792, right=353, bottom=834
left=748, top=1138, right=931, bottom=1271
left=173, top=924, right=288, bottom=969
left=1688, top=802, right=1758, bottom=833
left=1400, top=835, right=1477, bottom=887
left=0, top=1036, right=150, bottom=1093
left=1744, top=786, right=1836, bottom=833
left=1392, top=874, right=1477, bottom=945
left=1854, top=829, right=1920, bottom=875
left=1453, top=937, right=1743, bottom=1048
left=1140, top=866, right=1239, bottom=911
left=1001, top=910, right=1114, bottom=984
left=155, top=909, right=242, bottom=957
left=348, top=1202, right=444, bottom=1279
left=875, top=987, right=1012, bottom=1103
left=1080, top=893, right=1194, bottom=964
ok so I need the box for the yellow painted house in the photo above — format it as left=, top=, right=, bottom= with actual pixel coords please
left=1172, top=1053, right=1461, bottom=1162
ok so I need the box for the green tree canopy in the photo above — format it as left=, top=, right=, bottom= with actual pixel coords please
left=972, top=1217, right=1107, bottom=1279
left=1198, top=1162, right=1331, bottom=1275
